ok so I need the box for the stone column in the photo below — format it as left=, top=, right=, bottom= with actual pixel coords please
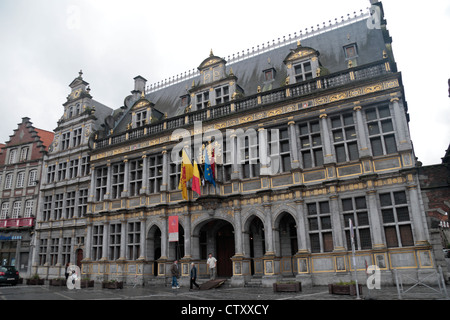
left=330, top=194, right=345, bottom=251
left=258, top=128, right=270, bottom=175
left=105, top=163, right=112, bottom=200
left=122, top=159, right=129, bottom=197
left=353, top=106, right=371, bottom=158
left=141, top=155, right=148, bottom=194
left=366, top=188, right=385, bottom=249
left=288, top=121, right=300, bottom=169
left=319, top=113, right=335, bottom=164
left=161, top=150, right=168, bottom=192
left=84, top=222, right=93, bottom=261
left=294, top=193, right=308, bottom=253
left=229, top=132, right=240, bottom=180
left=138, top=217, right=146, bottom=260
left=101, top=221, right=109, bottom=260
left=407, top=184, right=428, bottom=245
left=390, top=97, right=411, bottom=151
left=119, top=219, right=127, bottom=260
left=233, top=204, right=243, bottom=256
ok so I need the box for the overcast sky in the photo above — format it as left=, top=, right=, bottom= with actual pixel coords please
left=0, top=0, right=449, bottom=165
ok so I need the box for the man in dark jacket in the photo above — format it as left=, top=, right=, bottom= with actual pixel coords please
left=171, top=260, right=180, bottom=289
left=190, top=262, right=200, bottom=290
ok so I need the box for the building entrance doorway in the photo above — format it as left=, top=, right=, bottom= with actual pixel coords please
left=216, top=223, right=234, bottom=277
left=196, top=219, right=235, bottom=278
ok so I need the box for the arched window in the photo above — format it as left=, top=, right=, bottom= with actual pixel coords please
left=8, top=149, right=17, bottom=164
left=19, top=147, right=29, bottom=161
left=1, top=202, right=9, bottom=219
left=4, top=173, right=13, bottom=189
left=12, top=201, right=21, bottom=218
left=16, top=171, right=25, bottom=188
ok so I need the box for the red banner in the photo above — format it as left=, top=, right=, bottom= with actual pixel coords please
left=168, top=216, right=179, bottom=242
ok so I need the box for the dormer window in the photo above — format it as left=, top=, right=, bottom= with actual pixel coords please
left=284, top=42, right=321, bottom=85
left=344, top=44, right=358, bottom=60
left=135, top=110, right=148, bottom=127
left=196, top=91, right=210, bottom=110
left=215, top=85, right=229, bottom=105
left=294, top=61, right=313, bottom=82
left=263, top=68, right=276, bottom=82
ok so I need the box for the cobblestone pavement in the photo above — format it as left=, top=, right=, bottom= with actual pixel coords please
left=0, top=282, right=449, bottom=301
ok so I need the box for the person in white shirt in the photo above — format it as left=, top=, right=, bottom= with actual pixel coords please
left=206, top=253, right=217, bottom=280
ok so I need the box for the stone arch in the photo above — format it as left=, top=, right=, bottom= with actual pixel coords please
left=192, top=216, right=235, bottom=277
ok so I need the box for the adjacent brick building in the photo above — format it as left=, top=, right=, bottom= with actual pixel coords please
left=0, top=118, right=53, bottom=276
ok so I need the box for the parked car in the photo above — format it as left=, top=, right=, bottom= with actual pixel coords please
left=0, top=266, right=19, bottom=285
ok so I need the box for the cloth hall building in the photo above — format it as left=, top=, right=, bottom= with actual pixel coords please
left=32, top=1, right=440, bottom=287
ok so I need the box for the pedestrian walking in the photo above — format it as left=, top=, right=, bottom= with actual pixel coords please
left=207, top=253, right=217, bottom=280
left=190, top=262, right=200, bottom=290
left=171, top=260, right=180, bottom=289
left=65, top=263, right=70, bottom=281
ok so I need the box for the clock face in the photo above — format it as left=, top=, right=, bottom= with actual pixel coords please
left=70, top=89, right=81, bottom=99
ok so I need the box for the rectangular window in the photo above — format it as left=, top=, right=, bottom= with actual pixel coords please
left=268, top=127, right=291, bottom=173
left=342, top=196, right=372, bottom=250
left=307, top=201, right=333, bottom=253
left=61, top=132, right=70, bottom=150
left=80, top=156, right=90, bottom=176
left=66, top=191, right=76, bottom=219
left=62, top=237, right=71, bottom=266
left=148, top=154, right=163, bottom=194
left=109, top=224, right=121, bottom=261
left=50, top=238, right=59, bottom=265
left=72, top=128, right=82, bottom=147
left=92, top=225, right=103, bottom=261
left=43, top=196, right=52, bottom=221
left=112, top=163, right=125, bottom=199
left=54, top=193, right=64, bottom=220
left=366, top=105, right=397, bottom=156
left=57, top=162, right=67, bottom=181
left=169, top=153, right=181, bottom=191
left=77, top=189, right=88, bottom=217
left=380, top=191, right=413, bottom=248
left=127, top=222, right=141, bottom=260
left=239, top=133, right=259, bottom=179
left=299, top=121, right=323, bottom=169
left=129, top=158, right=143, bottom=197
left=39, top=239, right=48, bottom=266
left=68, top=159, right=79, bottom=179
left=95, top=167, right=108, bottom=201
left=331, top=113, right=359, bottom=163
left=47, top=165, right=56, bottom=183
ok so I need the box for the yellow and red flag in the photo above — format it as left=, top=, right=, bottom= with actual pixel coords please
left=178, top=149, right=193, bottom=200
left=192, top=160, right=201, bottom=196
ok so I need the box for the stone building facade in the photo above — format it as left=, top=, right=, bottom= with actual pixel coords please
left=32, top=1, right=440, bottom=287
left=0, top=117, right=53, bottom=276
left=31, top=72, right=113, bottom=278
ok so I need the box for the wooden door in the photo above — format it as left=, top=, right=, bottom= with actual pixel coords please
left=216, top=224, right=235, bottom=277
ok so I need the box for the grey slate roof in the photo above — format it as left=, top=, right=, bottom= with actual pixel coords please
left=107, top=15, right=387, bottom=138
